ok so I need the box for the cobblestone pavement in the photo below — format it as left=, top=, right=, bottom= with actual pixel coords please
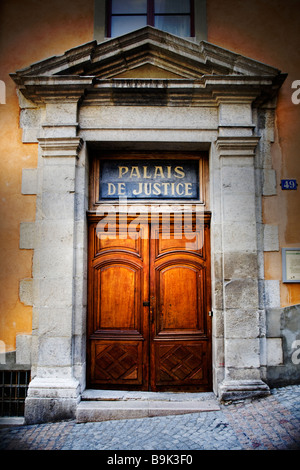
left=0, top=385, right=299, bottom=451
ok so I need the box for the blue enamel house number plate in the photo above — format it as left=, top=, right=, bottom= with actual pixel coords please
left=281, top=179, right=298, bottom=190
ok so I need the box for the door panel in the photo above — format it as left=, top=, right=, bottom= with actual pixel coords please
left=158, top=264, right=200, bottom=330
left=155, top=342, right=209, bottom=386
left=98, top=263, right=140, bottom=329
left=91, top=341, right=143, bottom=385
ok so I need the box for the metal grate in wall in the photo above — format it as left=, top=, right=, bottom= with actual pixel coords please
left=0, top=371, right=30, bottom=417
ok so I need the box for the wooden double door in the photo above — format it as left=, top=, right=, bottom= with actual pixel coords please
left=87, top=213, right=212, bottom=391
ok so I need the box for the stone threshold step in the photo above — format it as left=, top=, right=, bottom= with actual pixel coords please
left=81, top=389, right=217, bottom=402
left=76, top=399, right=220, bottom=423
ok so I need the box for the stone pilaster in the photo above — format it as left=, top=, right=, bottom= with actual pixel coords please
left=24, top=114, right=83, bottom=423
left=216, top=123, right=270, bottom=400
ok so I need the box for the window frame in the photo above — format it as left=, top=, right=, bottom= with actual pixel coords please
left=106, top=0, right=195, bottom=38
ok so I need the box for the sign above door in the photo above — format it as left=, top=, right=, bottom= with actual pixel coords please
left=99, top=159, right=200, bottom=200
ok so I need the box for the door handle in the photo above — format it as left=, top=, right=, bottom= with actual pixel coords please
left=143, top=300, right=154, bottom=323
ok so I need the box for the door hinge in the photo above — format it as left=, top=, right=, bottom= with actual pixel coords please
left=208, top=310, right=213, bottom=317
left=143, top=301, right=150, bottom=307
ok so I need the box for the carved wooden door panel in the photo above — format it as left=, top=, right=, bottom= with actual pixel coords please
left=150, top=216, right=212, bottom=391
left=87, top=215, right=211, bottom=391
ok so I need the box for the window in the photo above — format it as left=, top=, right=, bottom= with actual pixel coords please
left=106, top=0, right=195, bottom=38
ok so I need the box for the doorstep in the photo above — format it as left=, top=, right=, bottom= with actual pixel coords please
left=76, top=390, right=220, bottom=423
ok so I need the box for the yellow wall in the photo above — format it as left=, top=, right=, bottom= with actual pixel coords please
left=0, top=0, right=299, bottom=351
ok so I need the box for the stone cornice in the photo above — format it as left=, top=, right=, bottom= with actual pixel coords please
left=82, top=75, right=284, bottom=107
left=11, top=74, right=284, bottom=107
left=10, top=76, right=95, bottom=104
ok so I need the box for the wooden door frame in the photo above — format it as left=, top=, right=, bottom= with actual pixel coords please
left=86, top=211, right=212, bottom=391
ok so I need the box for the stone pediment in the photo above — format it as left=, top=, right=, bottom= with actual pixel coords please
left=11, top=26, right=286, bottom=106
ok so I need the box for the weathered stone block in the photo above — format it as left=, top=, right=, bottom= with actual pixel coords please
left=38, top=307, right=73, bottom=337
left=264, top=224, right=279, bottom=251
left=38, top=337, right=72, bottom=368
left=223, top=251, right=258, bottom=279
left=264, top=280, right=280, bottom=308
left=21, top=168, right=37, bottom=195
left=16, top=334, right=32, bottom=365
left=225, top=338, right=260, bottom=368
left=42, top=165, right=76, bottom=193
left=225, top=310, right=259, bottom=338
left=38, top=278, right=73, bottom=308
left=41, top=192, right=75, bottom=220
left=266, top=308, right=282, bottom=337
left=224, top=279, right=259, bottom=309
left=223, top=194, right=256, bottom=222
left=263, top=169, right=277, bottom=196
left=266, top=338, right=283, bottom=365
left=20, top=222, right=35, bottom=249
left=33, top=246, right=74, bottom=278
left=221, top=166, right=255, bottom=194
left=219, top=103, right=253, bottom=127
left=19, top=278, right=33, bottom=306
left=223, top=223, right=257, bottom=252
left=219, top=379, right=270, bottom=402
left=25, top=397, right=78, bottom=424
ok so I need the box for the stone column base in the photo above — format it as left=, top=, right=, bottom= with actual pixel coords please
left=218, top=379, right=270, bottom=402
left=25, top=377, right=80, bottom=424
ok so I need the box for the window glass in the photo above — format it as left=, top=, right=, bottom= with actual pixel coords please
left=154, top=0, right=190, bottom=14
left=111, top=16, right=147, bottom=37
left=155, top=15, right=190, bottom=37
left=111, top=0, right=147, bottom=14
left=108, top=0, right=193, bottom=38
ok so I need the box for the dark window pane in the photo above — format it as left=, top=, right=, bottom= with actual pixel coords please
left=111, top=16, right=147, bottom=37
left=155, top=15, right=190, bottom=36
left=111, top=0, right=147, bottom=14
left=154, top=0, right=190, bottom=14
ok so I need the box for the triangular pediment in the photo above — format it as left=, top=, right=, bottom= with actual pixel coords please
left=11, top=26, right=286, bottom=106
left=12, top=26, right=282, bottom=80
